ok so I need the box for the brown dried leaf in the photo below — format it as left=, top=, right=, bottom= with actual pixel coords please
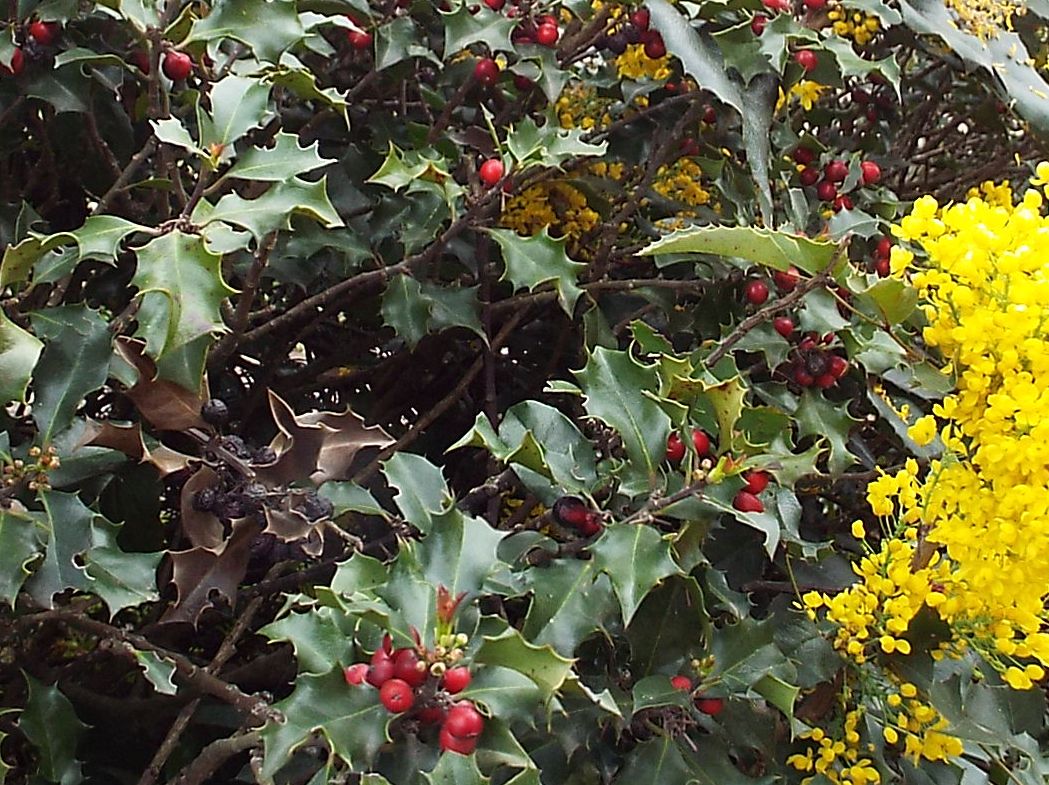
left=79, top=420, right=146, bottom=460
left=179, top=467, right=224, bottom=549
left=115, top=338, right=207, bottom=431
left=160, top=517, right=260, bottom=626
left=302, top=409, right=394, bottom=484
left=263, top=500, right=324, bottom=556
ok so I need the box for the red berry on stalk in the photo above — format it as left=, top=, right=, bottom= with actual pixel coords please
left=860, top=160, right=881, bottom=185
left=130, top=49, right=150, bottom=73
left=442, top=667, right=473, bottom=694
left=733, top=491, right=765, bottom=513
left=794, top=367, right=815, bottom=387
left=794, top=50, right=818, bottom=72
left=347, top=29, right=373, bottom=49
left=536, top=23, right=559, bottom=46
left=751, top=13, right=768, bottom=34
left=874, top=256, right=890, bottom=277
left=773, top=265, right=800, bottom=292
left=444, top=702, right=485, bottom=738
left=344, top=663, right=368, bottom=686
left=379, top=679, right=415, bottom=713
left=643, top=32, right=665, bottom=59
left=440, top=727, right=478, bottom=755
left=513, top=73, right=533, bottom=91
left=824, top=159, right=848, bottom=183
left=474, top=57, right=499, bottom=85
left=537, top=14, right=558, bottom=26
left=692, top=429, right=711, bottom=456
left=577, top=512, right=604, bottom=536
left=828, top=355, right=849, bottom=378
left=631, top=8, right=651, bottom=30
left=479, top=158, right=504, bottom=187
left=876, top=236, right=892, bottom=258
left=793, top=147, right=814, bottom=165
left=744, top=279, right=769, bottom=305
left=366, top=648, right=396, bottom=687
left=773, top=316, right=794, bottom=338
left=833, top=194, right=853, bottom=212
left=799, top=166, right=819, bottom=186
left=553, top=496, right=591, bottom=527
left=695, top=696, right=725, bottom=716
left=666, top=432, right=685, bottom=463
left=393, top=648, right=427, bottom=687
left=28, top=20, right=59, bottom=46
left=703, top=105, right=717, bottom=124
left=162, top=51, right=193, bottom=80
left=671, top=675, right=693, bottom=691
left=816, top=373, right=837, bottom=389
left=483, top=0, right=505, bottom=8
left=816, top=180, right=837, bottom=202
left=762, top=0, right=790, bottom=11
left=744, top=470, right=770, bottom=494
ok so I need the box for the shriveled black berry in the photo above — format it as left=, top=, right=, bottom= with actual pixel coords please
left=623, top=24, right=642, bottom=44
left=201, top=398, right=229, bottom=427
left=804, top=350, right=829, bottom=378
left=606, top=32, right=627, bottom=54
left=251, top=446, right=277, bottom=465
left=242, top=482, right=268, bottom=507
left=193, top=487, right=217, bottom=512
left=300, top=492, right=334, bottom=522
left=219, top=435, right=250, bottom=457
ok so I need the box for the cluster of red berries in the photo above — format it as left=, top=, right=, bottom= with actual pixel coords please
left=479, top=1, right=560, bottom=49
left=552, top=496, right=604, bottom=536
left=344, top=635, right=485, bottom=755
left=742, top=263, right=802, bottom=308
left=871, top=235, right=891, bottom=277
left=663, top=428, right=773, bottom=514
left=670, top=675, right=725, bottom=716
left=665, top=427, right=712, bottom=464
left=777, top=329, right=850, bottom=391
left=793, top=149, right=880, bottom=212
left=596, top=8, right=664, bottom=59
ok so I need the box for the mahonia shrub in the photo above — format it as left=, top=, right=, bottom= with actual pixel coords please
left=0, top=0, right=1049, bottom=784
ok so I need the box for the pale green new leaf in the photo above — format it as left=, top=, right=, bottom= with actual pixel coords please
left=199, top=74, right=273, bottom=155
left=200, top=178, right=342, bottom=240
left=0, top=308, right=42, bottom=404
left=227, top=132, right=333, bottom=182
left=641, top=225, right=837, bottom=275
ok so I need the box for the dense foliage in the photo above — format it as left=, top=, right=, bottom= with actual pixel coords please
left=2, top=0, right=1049, bottom=783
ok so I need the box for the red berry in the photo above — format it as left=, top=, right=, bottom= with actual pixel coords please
left=643, top=33, right=665, bottom=59
left=577, top=512, right=604, bottom=536
left=804, top=0, right=826, bottom=8
left=666, top=432, right=685, bottom=463
left=744, top=279, right=769, bottom=305
left=744, top=470, right=770, bottom=494
left=631, top=8, right=651, bottom=30
left=691, top=429, right=711, bottom=456
left=703, top=105, right=717, bottom=124
left=695, top=696, right=725, bottom=716
left=347, top=30, right=373, bottom=49
left=379, top=678, right=415, bottom=713
left=393, top=648, right=427, bottom=687
left=442, top=667, right=473, bottom=694
left=773, top=265, right=800, bottom=292
left=799, top=166, right=820, bottom=187
left=513, top=73, right=533, bottom=91
left=162, top=51, right=193, bottom=81
left=833, top=194, right=853, bottom=212
left=130, top=49, right=150, bottom=74
left=483, top=0, right=505, bottom=8
left=444, top=702, right=485, bottom=738
left=536, top=23, right=559, bottom=46
left=773, top=316, right=794, bottom=338
left=733, top=491, right=765, bottom=513
left=479, top=158, right=504, bottom=187
left=816, top=180, right=837, bottom=202
left=827, top=355, right=849, bottom=378
left=671, top=675, right=693, bottom=691
left=344, top=663, right=368, bottom=686
left=751, top=13, right=768, bottom=34
left=762, top=0, right=790, bottom=11
left=874, top=256, right=890, bottom=277
left=537, top=14, right=558, bottom=26
left=816, top=373, right=837, bottom=389
left=793, top=147, right=814, bottom=166
left=860, top=160, right=881, bottom=185
left=366, top=648, right=396, bottom=687
left=27, top=21, right=59, bottom=46
left=875, top=236, right=892, bottom=258
left=793, top=367, right=815, bottom=387
left=824, top=159, right=848, bottom=183
left=474, top=57, right=499, bottom=85
left=440, top=727, right=478, bottom=755
left=794, top=50, right=818, bottom=72
left=553, top=496, right=590, bottom=527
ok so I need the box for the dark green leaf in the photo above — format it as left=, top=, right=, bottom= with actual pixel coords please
left=522, top=558, right=616, bottom=656
left=19, top=676, right=87, bottom=785
left=424, top=752, right=489, bottom=785
left=488, top=228, right=586, bottom=315
left=474, top=623, right=574, bottom=698
left=0, top=308, right=42, bottom=404
left=590, top=523, right=680, bottom=625
left=188, top=0, right=305, bottom=62
left=0, top=505, right=41, bottom=607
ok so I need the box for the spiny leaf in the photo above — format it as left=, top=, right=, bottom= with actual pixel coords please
left=640, top=224, right=837, bottom=275
left=131, top=650, right=178, bottom=695
left=19, top=676, right=87, bottom=785
left=199, top=177, right=343, bottom=240
left=590, top=524, right=681, bottom=625
left=188, top=0, right=305, bottom=63
left=488, top=228, right=586, bottom=315
left=474, top=622, right=575, bottom=698
left=227, top=131, right=334, bottom=182
left=0, top=308, right=42, bottom=404
left=199, top=74, right=273, bottom=156
left=424, top=749, right=490, bottom=785
left=114, top=338, right=207, bottom=431
left=0, top=504, right=41, bottom=607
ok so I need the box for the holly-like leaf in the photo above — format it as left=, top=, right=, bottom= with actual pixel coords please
left=640, top=225, right=837, bottom=275
left=488, top=228, right=586, bottom=315
left=383, top=452, right=453, bottom=534
left=152, top=117, right=206, bottom=157
left=114, top=338, right=207, bottom=430
left=29, top=305, right=111, bottom=443
left=474, top=623, right=575, bottom=698
left=424, top=748, right=489, bottom=785
left=626, top=577, right=709, bottom=677
left=441, top=3, right=516, bottom=57
left=199, top=74, right=273, bottom=156
left=381, top=277, right=485, bottom=347
left=261, top=669, right=390, bottom=779
left=458, top=666, right=543, bottom=724
left=795, top=391, right=860, bottom=475
left=590, top=524, right=681, bottom=625
left=131, top=650, right=178, bottom=695
left=407, top=509, right=506, bottom=596
left=19, top=676, right=87, bottom=785
left=199, top=177, right=343, bottom=240
left=24, top=490, right=93, bottom=607
left=188, top=0, right=305, bottom=63
left=319, top=482, right=389, bottom=519
left=0, top=504, right=41, bottom=607
left=0, top=308, right=42, bottom=404
left=505, top=116, right=607, bottom=170
left=131, top=231, right=235, bottom=360
left=522, top=558, right=617, bottom=656
left=631, top=675, right=692, bottom=714
left=227, top=131, right=334, bottom=182
left=615, top=737, right=696, bottom=785
left=83, top=520, right=161, bottom=617
left=260, top=607, right=350, bottom=675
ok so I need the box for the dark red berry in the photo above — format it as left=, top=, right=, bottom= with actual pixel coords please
left=751, top=13, right=768, bottom=34
left=536, top=23, right=558, bottom=46
left=440, top=727, right=478, bottom=755
left=347, top=29, right=372, bottom=49
left=794, top=50, right=818, bottom=72
left=666, top=432, right=685, bottom=462
left=743, top=470, right=770, bottom=494
left=577, top=512, right=604, bottom=536
left=474, top=57, right=499, bottom=85
left=691, top=429, right=711, bottom=456
left=827, top=355, right=848, bottom=378
left=824, top=159, right=848, bottom=183
left=874, top=256, right=890, bottom=277
left=344, top=663, right=368, bottom=686
left=703, top=105, right=717, bottom=124
left=479, top=158, right=504, bottom=187
left=733, top=491, right=764, bottom=513
left=793, top=367, right=815, bottom=386
left=744, top=279, right=769, bottom=305
left=419, top=706, right=447, bottom=725
left=162, top=51, right=193, bottom=80
left=513, top=73, right=533, bottom=90
left=483, top=0, right=505, bottom=8
left=799, top=167, right=819, bottom=186
left=773, top=265, right=800, bottom=292
left=553, top=496, right=590, bottom=527
left=793, top=147, right=815, bottom=165
left=27, top=20, right=59, bottom=46
left=695, top=696, right=725, bottom=715
left=816, top=373, right=837, bottom=389
left=130, top=49, right=150, bottom=73
left=671, top=675, right=693, bottom=691
left=860, top=160, right=881, bottom=185
left=803, top=0, right=826, bottom=8
left=643, top=33, right=665, bottom=59
left=444, top=702, right=485, bottom=738
left=875, top=236, right=892, bottom=258
left=442, top=667, right=473, bottom=694
left=833, top=194, right=853, bottom=212
left=393, top=648, right=427, bottom=687
left=631, top=8, right=651, bottom=30
left=816, top=180, right=837, bottom=202
left=773, top=316, right=794, bottom=338
left=366, top=648, right=396, bottom=687
left=379, top=678, right=415, bottom=713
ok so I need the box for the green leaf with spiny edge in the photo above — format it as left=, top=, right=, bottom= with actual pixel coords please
left=381, top=277, right=485, bottom=347
left=0, top=308, right=42, bottom=405
left=261, top=669, right=390, bottom=779
left=260, top=606, right=352, bottom=675
left=24, top=490, right=94, bottom=607
left=795, top=390, right=860, bottom=475
left=640, top=224, right=837, bottom=275
left=424, top=752, right=489, bottom=785
left=375, top=16, right=421, bottom=71
left=199, top=177, right=342, bottom=241
left=382, top=452, right=452, bottom=534
left=0, top=232, right=73, bottom=287
left=631, top=675, right=692, bottom=715
left=152, top=116, right=205, bottom=157
left=754, top=673, right=801, bottom=725
left=751, top=434, right=826, bottom=488
left=522, top=558, right=617, bottom=656
left=488, top=228, right=586, bottom=315
left=626, top=576, right=710, bottom=677
left=504, top=116, right=607, bottom=170
left=131, top=230, right=235, bottom=360
left=458, top=665, right=543, bottom=724
left=440, top=3, right=516, bottom=57
left=131, top=649, right=178, bottom=695
left=227, top=131, right=334, bottom=182
left=406, top=508, right=506, bottom=597
left=198, top=75, right=273, bottom=161
left=590, top=523, right=681, bottom=625
left=710, top=616, right=797, bottom=691
left=19, top=676, right=87, bottom=785
left=572, top=346, right=672, bottom=485
left=0, top=505, right=42, bottom=607
left=368, top=143, right=449, bottom=192
left=29, top=305, right=111, bottom=443
left=856, top=277, right=919, bottom=326
left=24, top=62, right=91, bottom=114
left=331, top=552, right=390, bottom=596
left=84, top=520, right=161, bottom=617
left=259, top=64, right=349, bottom=121
left=319, top=482, right=390, bottom=519
left=188, top=0, right=305, bottom=63
left=614, top=737, right=696, bottom=785
left=474, top=623, right=575, bottom=698
left=703, top=375, right=749, bottom=452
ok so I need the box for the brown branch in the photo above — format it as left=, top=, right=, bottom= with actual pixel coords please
left=169, top=730, right=262, bottom=785
left=90, top=138, right=158, bottom=217
left=209, top=231, right=278, bottom=371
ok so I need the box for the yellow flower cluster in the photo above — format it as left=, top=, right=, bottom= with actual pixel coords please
left=501, top=181, right=601, bottom=245
left=652, top=158, right=711, bottom=211
left=787, top=710, right=881, bottom=785
left=555, top=82, right=614, bottom=130
left=828, top=8, right=881, bottom=46
left=881, top=682, right=964, bottom=762
left=614, top=44, right=672, bottom=81
left=943, top=0, right=1026, bottom=38
left=777, top=80, right=829, bottom=113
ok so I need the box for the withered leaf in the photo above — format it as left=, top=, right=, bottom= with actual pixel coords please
left=80, top=419, right=194, bottom=476
left=179, top=467, right=224, bottom=549
left=115, top=338, right=207, bottom=431
left=263, top=498, right=324, bottom=556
